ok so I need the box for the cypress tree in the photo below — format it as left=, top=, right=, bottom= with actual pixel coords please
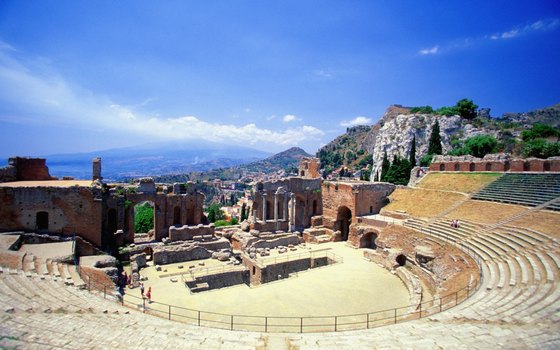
left=381, top=151, right=390, bottom=181
left=428, top=119, right=443, bottom=155
left=240, top=203, right=247, bottom=221
left=409, top=134, right=416, bottom=166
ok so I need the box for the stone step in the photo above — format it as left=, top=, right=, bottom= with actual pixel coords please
left=515, top=256, right=530, bottom=285
left=525, top=254, right=542, bottom=283
left=66, top=264, right=86, bottom=288
left=22, top=253, right=36, bottom=273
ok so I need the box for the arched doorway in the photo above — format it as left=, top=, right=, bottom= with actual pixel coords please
left=134, top=201, right=154, bottom=234
left=337, top=206, right=352, bottom=241
left=36, top=211, right=49, bottom=231
left=173, top=206, right=181, bottom=226
left=361, top=232, right=378, bottom=249
left=396, top=254, right=406, bottom=266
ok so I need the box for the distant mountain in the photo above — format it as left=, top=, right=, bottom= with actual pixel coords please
left=34, top=141, right=272, bottom=181
left=154, top=147, right=313, bottom=183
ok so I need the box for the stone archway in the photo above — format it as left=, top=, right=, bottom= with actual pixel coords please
left=337, top=206, right=352, bottom=241
left=360, top=232, right=378, bottom=249
left=396, top=254, right=406, bottom=266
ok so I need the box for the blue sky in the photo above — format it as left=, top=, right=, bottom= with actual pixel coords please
left=0, top=1, right=559, bottom=157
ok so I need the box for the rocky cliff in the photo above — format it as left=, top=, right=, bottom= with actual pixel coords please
left=317, top=103, right=560, bottom=179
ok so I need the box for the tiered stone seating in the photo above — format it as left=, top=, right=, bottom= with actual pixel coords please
left=472, top=173, right=560, bottom=209
left=404, top=214, right=559, bottom=332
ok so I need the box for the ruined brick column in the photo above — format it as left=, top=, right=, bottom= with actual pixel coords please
left=92, top=157, right=102, bottom=181
left=262, top=193, right=267, bottom=223
left=289, top=193, right=295, bottom=232
left=274, top=192, right=279, bottom=227
left=283, top=192, right=289, bottom=222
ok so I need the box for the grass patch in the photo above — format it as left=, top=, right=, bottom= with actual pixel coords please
left=417, top=172, right=502, bottom=194
left=384, top=188, right=466, bottom=219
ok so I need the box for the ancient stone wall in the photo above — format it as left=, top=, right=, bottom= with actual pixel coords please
left=298, top=157, right=321, bottom=178
left=429, top=155, right=560, bottom=173
left=252, top=177, right=321, bottom=231
left=152, top=243, right=212, bottom=265
left=321, top=181, right=395, bottom=229
left=0, top=157, right=54, bottom=182
left=0, top=186, right=103, bottom=247
left=186, top=270, right=249, bottom=292
left=347, top=224, right=381, bottom=249
left=168, top=225, right=215, bottom=242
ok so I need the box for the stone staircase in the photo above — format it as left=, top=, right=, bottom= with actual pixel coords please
left=472, top=173, right=560, bottom=210
left=404, top=216, right=560, bottom=327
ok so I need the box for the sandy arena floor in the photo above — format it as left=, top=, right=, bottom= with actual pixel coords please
left=125, top=242, right=410, bottom=319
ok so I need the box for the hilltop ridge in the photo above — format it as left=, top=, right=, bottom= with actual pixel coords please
left=317, top=102, right=560, bottom=179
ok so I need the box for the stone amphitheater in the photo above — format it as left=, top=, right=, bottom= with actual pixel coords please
left=1, top=172, right=560, bottom=349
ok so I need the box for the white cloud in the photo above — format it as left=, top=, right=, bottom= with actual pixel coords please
left=419, top=46, right=439, bottom=55
left=266, top=115, right=276, bottom=121
left=340, top=116, right=372, bottom=127
left=0, top=40, right=324, bottom=149
left=490, top=18, right=559, bottom=40
left=312, top=69, right=334, bottom=80
left=420, top=18, right=559, bottom=55
left=283, top=114, right=297, bottom=122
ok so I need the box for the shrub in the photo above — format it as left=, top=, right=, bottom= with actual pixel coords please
left=420, top=154, right=434, bottom=167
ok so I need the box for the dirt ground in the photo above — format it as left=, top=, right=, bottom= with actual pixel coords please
left=446, top=200, right=527, bottom=224
left=384, top=188, right=466, bottom=218
left=417, top=172, right=502, bottom=194
left=125, top=242, right=410, bottom=319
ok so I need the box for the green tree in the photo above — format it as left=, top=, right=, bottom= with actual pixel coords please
left=240, top=203, right=247, bottom=222
left=410, top=106, right=434, bottom=114
left=409, top=134, right=416, bottom=166
left=464, top=134, right=498, bottom=158
left=207, top=203, right=224, bottom=223
left=134, top=203, right=154, bottom=233
left=384, top=155, right=412, bottom=186
left=381, top=151, right=390, bottom=181
left=522, top=140, right=560, bottom=158
left=420, top=154, right=434, bottom=167
left=521, top=123, right=560, bottom=141
left=427, top=119, right=443, bottom=155
left=455, top=98, right=478, bottom=120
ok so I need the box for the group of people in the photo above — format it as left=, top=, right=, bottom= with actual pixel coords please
left=140, top=282, right=152, bottom=303
left=450, top=219, right=461, bottom=228
left=117, top=272, right=152, bottom=303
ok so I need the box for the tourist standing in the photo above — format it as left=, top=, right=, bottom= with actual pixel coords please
left=146, top=286, right=152, bottom=303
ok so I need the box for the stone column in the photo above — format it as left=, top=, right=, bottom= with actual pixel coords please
left=289, top=193, right=295, bottom=232
left=262, top=193, right=267, bottom=223
left=283, top=192, right=289, bottom=221
left=274, top=193, right=279, bottom=231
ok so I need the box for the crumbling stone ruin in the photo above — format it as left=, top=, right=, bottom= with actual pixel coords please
left=0, top=157, right=206, bottom=253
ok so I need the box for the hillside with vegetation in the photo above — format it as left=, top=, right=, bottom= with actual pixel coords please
left=153, top=147, right=312, bottom=183
left=316, top=100, right=560, bottom=185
